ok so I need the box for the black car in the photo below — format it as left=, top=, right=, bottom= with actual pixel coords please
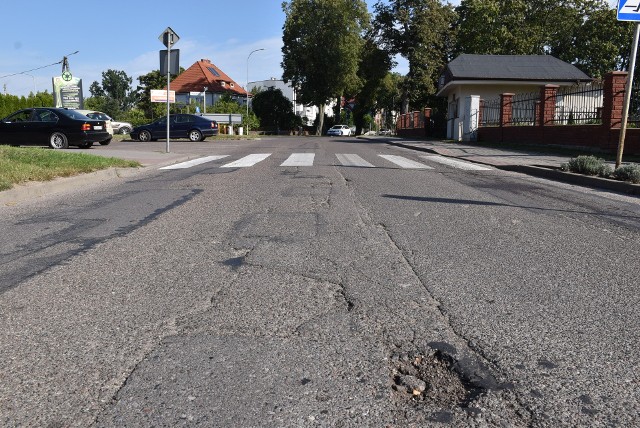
left=0, top=108, right=110, bottom=149
left=130, top=114, right=219, bottom=142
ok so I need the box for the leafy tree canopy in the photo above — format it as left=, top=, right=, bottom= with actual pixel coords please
left=282, top=0, right=371, bottom=133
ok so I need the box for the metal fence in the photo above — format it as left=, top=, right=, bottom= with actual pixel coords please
left=509, top=91, right=538, bottom=125
left=554, top=82, right=603, bottom=124
left=481, top=96, right=501, bottom=126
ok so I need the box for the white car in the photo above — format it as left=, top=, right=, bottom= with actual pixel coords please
left=327, top=124, right=352, bottom=136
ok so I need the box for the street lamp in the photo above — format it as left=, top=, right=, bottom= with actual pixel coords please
left=203, top=86, right=208, bottom=114
left=246, top=48, right=264, bottom=134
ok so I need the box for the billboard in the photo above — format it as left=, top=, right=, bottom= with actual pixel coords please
left=150, top=89, right=176, bottom=103
left=52, top=76, right=83, bottom=109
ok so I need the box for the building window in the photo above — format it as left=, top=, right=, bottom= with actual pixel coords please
left=230, top=83, right=234, bottom=88
left=220, top=82, right=226, bottom=87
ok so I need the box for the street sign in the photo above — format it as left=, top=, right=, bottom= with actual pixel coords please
left=159, top=27, right=180, bottom=48
left=618, top=0, right=640, bottom=21
left=159, top=49, right=180, bottom=75
left=150, top=89, right=175, bottom=103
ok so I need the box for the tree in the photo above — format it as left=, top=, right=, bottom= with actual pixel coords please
left=87, top=69, right=134, bottom=118
left=210, top=94, right=260, bottom=131
left=349, top=38, right=393, bottom=134
left=373, top=0, right=457, bottom=112
left=252, top=88, right=300, bottom=131
left=454, top=0, right=634, bottom=79
left=282, top=0, right=370, bottom=135
left=134, top=70, right=168, bottom=120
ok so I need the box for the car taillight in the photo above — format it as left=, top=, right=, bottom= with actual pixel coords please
left=211, top=121, right=218, bottom=129
left=81, top=123, right=92, bottom=131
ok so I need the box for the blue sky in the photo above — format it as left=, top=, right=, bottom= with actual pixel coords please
left=0, top=0, right=617, bottom=98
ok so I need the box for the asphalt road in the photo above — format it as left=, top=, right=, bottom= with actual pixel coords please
left=1, top=137, right=638, bottom=427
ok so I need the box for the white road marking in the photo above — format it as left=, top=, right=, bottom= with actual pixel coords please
left=160, top=155, right=229, bottom=170
left=420, top=155, right=493, bottom=171
left=378, top=155, right=433, bottom=169
left=221, top=153, right=272, bottom=168
left=281, top=153, right=315, bottom=167
left=336, top=154, right=375, bottom=168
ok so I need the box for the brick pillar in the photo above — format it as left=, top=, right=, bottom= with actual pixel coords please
left=539, top=85, right=559, bottom=126
left=500, top=93, right=514, bottom=126
left=602, top=71, right=627, bottom=129
left=424, top=108, right=433, bottom=136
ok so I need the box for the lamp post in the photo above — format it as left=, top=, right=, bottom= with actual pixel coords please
left=246, top=48, right=264, bottom=134
left=203, top=86, right=208, bottom=114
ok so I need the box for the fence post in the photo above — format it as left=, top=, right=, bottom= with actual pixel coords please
left=602, top=71, right=627, bottom=129
left=500, top=93, right=514, bottom=126
left=424, top=108, right=432, bottom=136
left=538, top=85, right=559, bottom=126
left=479, top=99, right=485, bottom=126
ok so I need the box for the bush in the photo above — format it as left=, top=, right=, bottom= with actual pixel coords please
left=561, top=155, right=612, bottom=177
left=613, top=163, right=640, bottom=184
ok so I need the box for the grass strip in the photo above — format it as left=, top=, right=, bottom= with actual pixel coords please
left=0, top=146, right=140, bottom=191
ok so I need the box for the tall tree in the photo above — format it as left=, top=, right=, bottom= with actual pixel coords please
left=454, top=0, right=634, bottom=79
left=349, top=38, right=393, bottom=134
left=88, top=69, right=134, bottom=117
left=282, top=0, right=370, bottom=135
left=373, top=0, right=456, bottom=112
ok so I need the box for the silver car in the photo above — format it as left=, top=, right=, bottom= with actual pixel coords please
left=327, top=124, right=352, bottom=136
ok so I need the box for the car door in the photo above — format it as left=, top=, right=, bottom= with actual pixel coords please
left=28, top=109, right=58, bottom=144
left=0, top=109, right=34, bottom=145
left=172, top=114, right=191, bottom=138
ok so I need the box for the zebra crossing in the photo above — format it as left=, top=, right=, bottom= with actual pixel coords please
left=160, top=153, right=493, bottom=171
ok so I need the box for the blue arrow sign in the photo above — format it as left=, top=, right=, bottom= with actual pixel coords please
left=618, top=0, right=640, bottom=21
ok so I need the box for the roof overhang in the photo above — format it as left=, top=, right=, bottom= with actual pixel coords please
left=436, top=78, right=593, bottom=97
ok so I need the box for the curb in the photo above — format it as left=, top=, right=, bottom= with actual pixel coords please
left=500, top=165, right=640, bottom=195
left=0, top=166, right=145, bottom=206
left=378, top=138, right=640, bottom=196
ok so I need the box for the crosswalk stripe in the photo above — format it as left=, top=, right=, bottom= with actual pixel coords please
left=420, top=155, right=493, bottom=171
left=378, top=155, right=433, bottom=169
left=281, top=153, right=315, bottom=167
left=336, top=154, right=375, bottom=168
left=160, top=155, right=229, bottom=170
left=221, top=153, right=272, bottom=168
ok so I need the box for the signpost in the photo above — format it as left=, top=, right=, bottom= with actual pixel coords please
left=159, top=27, right=180, bottom=153
left=616, top=1, right=640, bottom=167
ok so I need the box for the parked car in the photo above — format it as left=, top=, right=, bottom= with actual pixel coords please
left=76, top=110, right=113, bottom=145
left=108, top=117, right=133, bottom=135
left=0, top=107, right=110, bottom=149
left=130, top=114, right=219, bottom=142
left=327, top=124, right=352, bottom=136
left=378, top=129, right=392, bottom=136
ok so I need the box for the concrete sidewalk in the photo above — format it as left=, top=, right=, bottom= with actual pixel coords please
left=368, top=136, right=640, bottom=196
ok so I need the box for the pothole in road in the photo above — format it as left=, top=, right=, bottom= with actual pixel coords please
left=391, top=349, right=486, bottom=420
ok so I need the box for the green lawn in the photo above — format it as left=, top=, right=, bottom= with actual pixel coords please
left=0, top=146, right=140, bottom=191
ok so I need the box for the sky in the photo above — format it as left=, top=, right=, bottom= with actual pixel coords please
left=0, top=0, right=619, bottom=98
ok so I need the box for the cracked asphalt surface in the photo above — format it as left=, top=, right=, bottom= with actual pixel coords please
left=1, top=137, right=639, bottom=426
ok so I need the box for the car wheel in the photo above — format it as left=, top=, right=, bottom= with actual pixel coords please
left=188, top=129, right=202, bottom=142
left=49, top=132, right=69, bottom=149
left=119, top=126, right=131, bottom=135
left=138, top=130, right=152, bottom=142
left=99, top=137, right=112, bottom=146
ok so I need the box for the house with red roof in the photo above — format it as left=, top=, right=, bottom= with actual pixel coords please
left=168, top=58, right=248, bottom=111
